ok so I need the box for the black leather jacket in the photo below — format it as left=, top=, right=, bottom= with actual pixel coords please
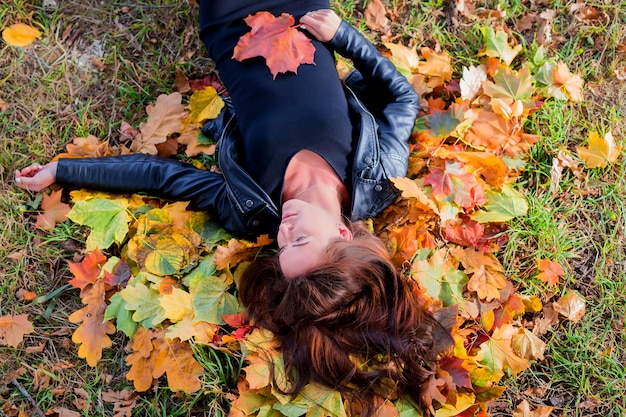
left=56, top=22, right=419, bottom=239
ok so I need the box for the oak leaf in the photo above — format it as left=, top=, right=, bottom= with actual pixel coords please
left=130, top=93, right=187, bottom=155
left=214, top=235, right=273, bottom=270
left=233, top=12, right=316, bottom=79
left=0, top=314, right=34, bottom=348
left=67, top=248, right=107, bottom=290
left=35, top=189, right=71, bottom=230
left=53, top=135, right=120, bottom=160
left=536, top=259, right=564, bottom=285
left=2, top=23, right=41, bottom=47
left=576, top=131, right=621, bottom=169
left=68, top=280, right=116, bottom=366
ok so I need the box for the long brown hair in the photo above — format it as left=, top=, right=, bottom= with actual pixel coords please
left=239, top=222, right=439, bottom=415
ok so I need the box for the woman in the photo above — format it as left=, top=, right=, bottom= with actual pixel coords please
left=16, top=1, right=440, bottom=414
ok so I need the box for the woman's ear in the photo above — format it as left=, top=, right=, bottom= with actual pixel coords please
left=337, top=223, right=353, bottom=241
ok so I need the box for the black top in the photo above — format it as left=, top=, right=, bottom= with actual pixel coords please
left=198, top=0, right=354, bottom=202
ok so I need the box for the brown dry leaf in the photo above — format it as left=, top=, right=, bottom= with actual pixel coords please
left=53, top=135, right=119, bottom=160
left=174, top=67, right=191, bottom=94
left=364, top=0, right=388, bottom=31
left=214, top=235, right=274, bottom=270
left=35, top=190, right=71, bottom=230
left=0, top=314, right=34, bottom=348
left=130, top=93, right=187, bottom=155
left=549, top=150, right=582, bottom=194
left=553, top=291, right=586, bottom=323
left=68, top=280, right=116, bottom=366
left=102, top=390, right=137, bottom=417
left=513, top=399, right=555, bottom=417
left=512, top=327, right=546, bottom=360
left=47, top=408, right=81, bottom=417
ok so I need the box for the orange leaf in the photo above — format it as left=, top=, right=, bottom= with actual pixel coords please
left=364, top=0, right=388, bottom=31
left=53, top=135, right=120, bottom=160
left=67, top=249, right=107, bottom=290
left=424, top=161, right=485, bottom=210
left=68, top=280, right=116, bottom=366
left=35, top=190, right=71, bottom=230
left=233, top=12, right=316, bottom=79
left=464, top=109, right=538, bottom=157
left=552, top=291, right=586, bottom=323
left=552, top=62, right=583, bottom=102
left=214, top=235, right=273, bottom=269
left=513, top=399, right=555, bottom=417
left=0, top=314, right=34, bottom=348
left=2, top=23, right=41, bottom=47
left=536, top=259, right=564, bottom=285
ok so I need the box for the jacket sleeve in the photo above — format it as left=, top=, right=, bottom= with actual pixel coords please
left=56, top=154, right=236, bottom=223
left=328, top=21, right=419, bottom=177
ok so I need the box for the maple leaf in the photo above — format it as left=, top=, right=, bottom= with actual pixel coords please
left=68, top=280, right=116, bottom=366
left=552, top=62, right=583, bottom=102
left=480, top=27, right=522, bottom=66
left=2, top=23, right=41, bottom=47
left=577, top=131, right=622, bottom=168
left=427, top=106, right=465, bottom=139
left=189, top=86, right=225, bottom=124
left=474, top=324, right=530, bottom=383
left=460, top=65, right=487, bottom=101
left=450, top=246, right=507, bottom=301
left=233, top=12, right=316, bottom=79
left=67, top=248, right=107, bottom=290
left=433, top=392, right=475, bottom=417
left=103, top=257, right=131, bottom=288
left=160, top=287, right=193, bottom=323
left=68, top=197, right=130, bottom=251
left=425, top=161, right=485, bottom=210
left=513, top=399, right=555, bottom=417
left=35, top=189, right=71, bottom=230
left=464, top=109, right=538, bottom=156
left=552, top=291, right=586, bottom=323
left=384, top=42, right=419, bottom=78
left=176, top=127, right=215, bottom=157
left=390, top=177, right=438, bottom=213
left=432, top=148, right=509, bottom=188
left=470, top=184, right=528, bottom=223
left=417, top=48, right=453, bottom=86
left=536, top=259, right=564, bottom=285
left=438, top=356, right=472, bottom=389
left=119, top=278, right=166, bottom=328
left=189, top=273, right=240, bottom=325
left=130, top=93, right=187, bottom=155
left=214, top=235, right=273, bottom=270
left=103, top=293, right=138, bottom=338
left=0, top=314, right=34, bottom=348
left=411, top=249, right=468, bottom=307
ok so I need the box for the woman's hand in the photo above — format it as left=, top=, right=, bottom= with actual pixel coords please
left=300, top=9, right=342, bottom=42
left=15, top=162, right=58, bottom=192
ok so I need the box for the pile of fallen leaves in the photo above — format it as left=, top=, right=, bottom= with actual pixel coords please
left=4, top=8, right=622, bottom=417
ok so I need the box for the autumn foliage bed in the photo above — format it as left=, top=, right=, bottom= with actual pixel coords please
left=1, top=1, right=625, bottom=417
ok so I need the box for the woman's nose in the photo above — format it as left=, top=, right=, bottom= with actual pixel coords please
left=278, top=222, right=293, bottom=236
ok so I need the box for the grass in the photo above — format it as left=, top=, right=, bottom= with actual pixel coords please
left=1, top=0, right=625, bottom=416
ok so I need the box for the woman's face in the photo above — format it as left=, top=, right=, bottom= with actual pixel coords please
left=277, top=199, right=352, bottom=278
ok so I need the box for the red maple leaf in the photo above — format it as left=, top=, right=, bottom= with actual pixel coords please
left=68, top=249, right=107, bottom=290
left=233, top=11, right=316, bottom=79
left=35, top=189, right=71, bottom=230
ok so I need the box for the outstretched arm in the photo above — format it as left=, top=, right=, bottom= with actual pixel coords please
left=15, top=162, right=58, bottom=192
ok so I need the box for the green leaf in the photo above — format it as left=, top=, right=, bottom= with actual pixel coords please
left=483, top=66, right=534, bottom=101
left=188, top=212, right=231, bottom=249
left=182, top=254, right=217, bottom=288
left=119, top=279, right=165, bottom=328
left=480, top=27, right=522, bottom=66
left=68, top=197, right=130, bottom=250
left=144, top=236, right=186, bottom=275
left=394, top=397, right=425, bottom=417
left=273, top=401, right=309, bottom=417
left=297, top=383, right=347, bottom=417
left=411, top=250, right=468, bottom=307
left=190, top=274, right=240, bottom=325
left=427, top=107, right=464, bottom=139
left=104, top=292, right=138, bottom=338
left=470, top=184, right=528, bottom=223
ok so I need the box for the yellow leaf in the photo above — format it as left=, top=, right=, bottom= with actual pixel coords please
left=577, top=131, right=621, bottom=169
left=189, top=86, right=225, bottom=124
left=2, top=23, right=41, bottom=47
left=434, top=392, right=475, bottom=417
left=512, top=327, right=546, bottom=360
left=160, top=287, right=193, bottom=322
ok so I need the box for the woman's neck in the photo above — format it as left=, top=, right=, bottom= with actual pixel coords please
left=282, top=150, right=349, bottom=218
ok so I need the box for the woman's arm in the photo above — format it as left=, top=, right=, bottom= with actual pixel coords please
left=302, top=11, right=419, bottom=175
